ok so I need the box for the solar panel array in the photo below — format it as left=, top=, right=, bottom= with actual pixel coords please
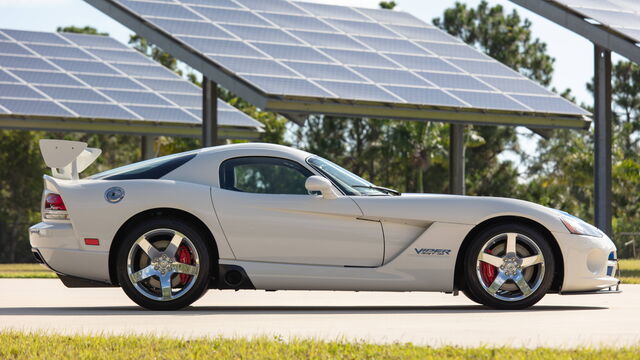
left=98, top=0, right=589, bottom=117
left=553, top=0, right=640, bottom=44
left=0, top=28, right=263, bottom=131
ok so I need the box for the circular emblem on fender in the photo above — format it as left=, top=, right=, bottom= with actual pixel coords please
left=105, top=187, right=125, bottom=204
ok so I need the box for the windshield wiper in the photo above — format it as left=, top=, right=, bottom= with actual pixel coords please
left=351, top=185, right=401, bottom=196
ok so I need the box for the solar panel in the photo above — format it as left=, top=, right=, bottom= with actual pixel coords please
left=0, top=70, right=16, bottom=83
left=84, top=0, right=591, bottom=128
left=551, top=0, right=640, bottom=43
left=0, top=98, right=73, bottom=117
left=0, top=28, right=263, bottom=138
left=0, top=83, right=44, bottom=99
left=36, top=85, right=110, bottom=102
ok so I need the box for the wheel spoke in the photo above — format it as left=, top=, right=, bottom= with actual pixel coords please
left=521, top=254, right=544, bottom=268
left=505, top=233, right=517, bottom=254
left=129, top=265, right=157, bottom=284
left=159, top=273, right=173, bottom=301
left=478, top=252, right=503, bottom=267
left=137, top=237, right=161, bottom=259
left=513, top=271, right=533, bottom=297
left=172, top=262, right=198, bottom=276
left=486, top=271, right=509, bottom=296
left=164, top=233, right=184, bottom=258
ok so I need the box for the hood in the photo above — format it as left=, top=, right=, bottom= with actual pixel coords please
left=353, top=193, right=570, bottom=234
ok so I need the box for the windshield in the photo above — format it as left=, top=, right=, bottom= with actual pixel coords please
left=306, top=156, right=388, bottom=196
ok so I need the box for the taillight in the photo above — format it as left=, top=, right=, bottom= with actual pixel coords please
left=44, top=193, right=69, bottom=220
left=45, top=193, right=66, bottom=211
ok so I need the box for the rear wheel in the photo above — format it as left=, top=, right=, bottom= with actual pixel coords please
left=463, top=224, right=555, bottom=310
left=116, top=218, right=211, bottom=310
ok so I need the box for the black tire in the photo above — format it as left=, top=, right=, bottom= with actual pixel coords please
left=116, top=217, right=211, bottom=310
left=463, top=223, right=555, bottom=310
left=462, top=289, right=483, bottom=305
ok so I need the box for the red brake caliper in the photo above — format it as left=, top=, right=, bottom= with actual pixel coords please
left=177, top=245, right=192, bottom=285
left=480, top=249, right=497, bottom=286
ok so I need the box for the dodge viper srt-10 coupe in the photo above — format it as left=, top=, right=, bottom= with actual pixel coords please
left=30, top=139, right=620, bottom=310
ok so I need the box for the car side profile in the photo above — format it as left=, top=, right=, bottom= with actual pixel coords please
left=30, top=139, right=620, bottom=310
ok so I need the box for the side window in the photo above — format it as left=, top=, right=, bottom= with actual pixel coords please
left=220, top=157, right=313, bottom=195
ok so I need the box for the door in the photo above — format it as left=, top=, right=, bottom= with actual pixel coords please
left=211, top=156, right=383, bottom=267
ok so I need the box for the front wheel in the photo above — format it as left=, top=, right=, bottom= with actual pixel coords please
left=463, top=224, right=555, bottom=310
left=116, top=218, right=211, bottom=310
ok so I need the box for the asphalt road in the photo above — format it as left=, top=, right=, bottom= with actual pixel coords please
left=0, top=279, right=638, bottom=348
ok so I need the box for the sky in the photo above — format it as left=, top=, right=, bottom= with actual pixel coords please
left=0, top=0, right=624, bottom=167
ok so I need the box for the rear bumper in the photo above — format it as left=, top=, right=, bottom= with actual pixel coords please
left=553, top=231, right=620, bottom=292
left=29, top=222, right=111, bottom=283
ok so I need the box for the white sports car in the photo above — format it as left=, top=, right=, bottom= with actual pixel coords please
left=30, top=139, right=620, bottom=310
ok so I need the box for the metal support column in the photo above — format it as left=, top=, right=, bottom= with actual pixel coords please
left=141, top=135, right=155, bottom=160
left=449, top=123, right=465, bottom=195
left=202, top=76, right=218, bottom=147
left=594, top=45, right=612, bottom=236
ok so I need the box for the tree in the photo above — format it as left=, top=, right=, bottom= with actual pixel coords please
left=379, top=1, right=396, bottom=10
left=129, top=35, right=182, bottom=75
left=56, top=26, right=108, bottom=36
left=433, top=1, right=554, bottom=86
left=55, top=26, right=142, bottom=173
left=299, top=1, right=559, bottom=197
left=611, top=61, right=640, bottom=158
left=0, top=131, right=44, bottom=262
left=433, top=1, right=556, bottom=196
left=128, top=36, right=288, bottom=150
left=0, top=26, right=145, bottom=262
left=523, top=60, right=640, bottom=254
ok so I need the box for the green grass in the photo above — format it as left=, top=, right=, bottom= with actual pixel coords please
left=620, top=259, right=640, bottom=284
left=0, top=263, right=57, bottom=279
left=0, top=331, right=638, bottom=360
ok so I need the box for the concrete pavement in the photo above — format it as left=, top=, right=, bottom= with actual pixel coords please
left=0, top=279, right=638, bottom=348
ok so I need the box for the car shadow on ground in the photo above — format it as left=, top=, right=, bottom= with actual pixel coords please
left=0, top=304, right=608, bottom=316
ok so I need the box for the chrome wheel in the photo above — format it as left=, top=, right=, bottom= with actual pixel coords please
left=476, top=232, right=545, bottom=302
left=126, top=228, right=200, bottom=302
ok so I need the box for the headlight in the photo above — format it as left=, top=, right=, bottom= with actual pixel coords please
left=560, top=215, right=603, bottom=237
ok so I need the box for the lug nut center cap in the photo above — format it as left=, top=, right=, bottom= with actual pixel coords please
left=502, top=256, right=521, bottom=276
left=151, top=254, right=172, bottom=275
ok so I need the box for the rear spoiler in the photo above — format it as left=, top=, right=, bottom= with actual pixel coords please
left=39, top=139, right=101, bottom=180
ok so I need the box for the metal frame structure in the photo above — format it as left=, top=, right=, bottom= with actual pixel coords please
left=0, top=112, right=260, bottom=140
left=85, top=0, right=599, bottom=197
left=510, top=0, right=640, bottom=235
left=0, top=109, right=261, bottom=161
left=85, top=0, right=591, bottom=130
left=0, top=28, right=264, bottom=158
left=202, top=77, right=219, bottom=147
left=594, top=46, right=612, bottom=236
left=449, top=123, right=465, bottom=194
left=511, top=1, right=640, bottom=65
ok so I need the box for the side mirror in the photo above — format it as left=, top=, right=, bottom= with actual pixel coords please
left=305, top=176, right=339, bottom=200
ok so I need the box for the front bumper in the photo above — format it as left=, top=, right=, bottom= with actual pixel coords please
left=553, top=231, right=620, bottom=292
left=560, top=285, right=621, bottom=295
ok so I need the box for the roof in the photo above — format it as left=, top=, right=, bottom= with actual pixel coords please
left=511, top=0, right=640, bottom=65
left=0, top=28, right=264, bottom=139
left=85, top=0, right=592, bottom=129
